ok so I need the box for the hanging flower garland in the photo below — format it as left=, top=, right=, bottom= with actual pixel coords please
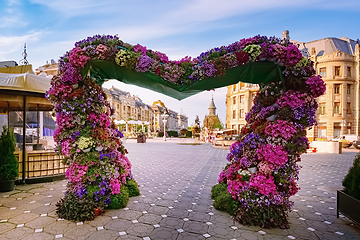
left=47, top=34, right=325, bottom=224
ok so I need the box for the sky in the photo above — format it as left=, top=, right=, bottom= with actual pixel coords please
left=1, top=0, right=360, bottom=126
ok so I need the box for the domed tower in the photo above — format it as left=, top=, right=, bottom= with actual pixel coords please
left=282, top=30, right=290, bottom=40
left=208, top=97, right=217, bottom=116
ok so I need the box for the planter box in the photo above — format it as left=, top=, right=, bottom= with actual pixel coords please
left=311, top=141, right=341, bottom=154
left=337, top=190, right=360, bottom=225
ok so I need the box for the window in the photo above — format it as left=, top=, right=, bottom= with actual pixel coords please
left=232, top=125, right=236, bottom=130
left=240, top=82, right=245, bottom=89
left=233, top=110, right=236, bottom=119
left=334, top=84, right=340, bottom=94
left=335, top=66, right=341, bottom=76
left=319, top=103, right=326, bottom=115
left=347, top=84, right=351, bottom=94
left=239, top=109, right=244, bottom=118
left=233, top=97, right=236, bottom=105
left=240, top=95, right=245, bottom=103
left=233, top=84, right=236, bottom=92
left=319, top=67, right=326, bottom=78
left=347, top=123, right=352, bottom=134
left=347, top=67, right=351, bottom=77
left=334, top=102, right=340, bottom=114
left=347, top=102, right=351, bottom=114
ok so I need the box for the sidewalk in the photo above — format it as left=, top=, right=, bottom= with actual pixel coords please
left=0, top=140, right=359, bottom=239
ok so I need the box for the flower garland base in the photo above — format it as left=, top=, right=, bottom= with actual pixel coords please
left=56, top=179, right=140, bottom=222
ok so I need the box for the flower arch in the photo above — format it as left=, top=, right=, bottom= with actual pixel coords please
left=46, top=35, right=325, bottom=224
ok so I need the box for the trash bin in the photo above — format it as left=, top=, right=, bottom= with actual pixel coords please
left=137, top=134, right=146, bottom=143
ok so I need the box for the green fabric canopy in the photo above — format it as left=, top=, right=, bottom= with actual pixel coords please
left=81, top=60, right=284, bottom=101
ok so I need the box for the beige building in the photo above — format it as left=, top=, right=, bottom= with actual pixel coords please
left=152, top=105, right=188, bottom=132
left=35, top=61, right=59, bottom=76
left=226, top=31, right=360, bottom=140
left=225, top=82, right=259, bottom=134
left=104, top=86, right=154, bottom=127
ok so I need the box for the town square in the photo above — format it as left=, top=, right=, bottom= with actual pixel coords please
left=1, top=1, right=360, bottom=239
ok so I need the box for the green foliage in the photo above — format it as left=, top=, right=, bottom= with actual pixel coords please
left=158, top=132, right=164, bottom=137
left=211, top=182, right=228, bottom=199
left=211, top=183, right=239, bottom=215
left=108, top=186, right=129, bottom=209
left=342, top=154, right=360, bottom=200
left=0, top=126, right=19, bottom=181
left=126, top=179, right=140, bottom=197
left=167, top=131, right=178, bottom=137
left=234, top=204, right=289, bottom=229
left=213, top=121, right=224, bottom=130
left=186, top=130, right=192, bottom=138
left=56, top=192, right=97, bottom=222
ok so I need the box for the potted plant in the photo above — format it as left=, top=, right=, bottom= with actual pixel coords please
left=0, top=126, right=19, bottom=192
left=248, top=163, right=257, bottom=174
left=337, top=154, right=360, bottom=225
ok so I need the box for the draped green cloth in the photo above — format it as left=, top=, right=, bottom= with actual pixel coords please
left=81, top=60, right=284, bottom=100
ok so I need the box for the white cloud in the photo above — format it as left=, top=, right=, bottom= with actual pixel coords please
left=0, top=31, right=44, bottom=61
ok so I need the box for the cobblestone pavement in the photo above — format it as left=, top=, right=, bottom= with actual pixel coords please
left=0, top=138, right=359, bottom=240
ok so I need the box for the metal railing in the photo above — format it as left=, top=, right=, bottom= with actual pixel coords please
left=15, top=151, right=66, bottom=181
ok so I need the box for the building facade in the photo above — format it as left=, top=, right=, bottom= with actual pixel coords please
left=226, top=31, right=360, bottom=140
left=104, top=86, right=154, bottom=130
left=225, top=83, right=258, bottom=134
left=152, top=105, right=188, bottom=132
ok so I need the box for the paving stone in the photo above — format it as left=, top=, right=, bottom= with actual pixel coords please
left=1, top=142, right=360, bottom=240
left=63, top=224, right=96, bottom=240
left=0, top=226, right=34, bottom=240
left=126, top=223, right=154, bottom=237
left=25, top=216, right=56, bottom=229
left=8, top=212, right=40, bottom=225
left=104, top=219, right=132, bottom=232
left=137, top=213, right=162, bottom=225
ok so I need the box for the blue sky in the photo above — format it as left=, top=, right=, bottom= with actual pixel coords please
left=1, top=0, right=359, bottom=126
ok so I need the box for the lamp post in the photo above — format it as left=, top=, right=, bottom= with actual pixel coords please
left=341, top=119, right=346, bottom=135
left=161, top=113, right=169, bottom=141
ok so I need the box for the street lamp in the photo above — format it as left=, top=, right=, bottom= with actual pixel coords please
left=161, top=113, right=169, bottom=141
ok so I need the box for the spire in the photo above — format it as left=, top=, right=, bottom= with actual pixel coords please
left=208, top=96, right=216, bottom=115
left=19, top=43, right=29, bottom=65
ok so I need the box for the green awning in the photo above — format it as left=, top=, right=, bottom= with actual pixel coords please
left=81, top=59, right=284, bottom=100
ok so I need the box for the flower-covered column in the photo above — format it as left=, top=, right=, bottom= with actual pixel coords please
left=46, top=36, right=140, bottom=222
left=211, top=41, right=326, bottom=228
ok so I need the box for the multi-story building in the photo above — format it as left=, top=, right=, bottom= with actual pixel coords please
left=226, top=31, right=360, bottom=140
left=152, top=104, right=188, bottom=132
left=104, top=86, right=154, bottom=130
left=35, top=60, right=58, bottom=76
left=225, top=83, right=259, bottom=134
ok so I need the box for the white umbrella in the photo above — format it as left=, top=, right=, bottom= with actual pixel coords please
left=119, top=120, right=126, bottom=124
left=143, top=121, right=150, bottom=125
left=128, top=120, right=137, bottom=124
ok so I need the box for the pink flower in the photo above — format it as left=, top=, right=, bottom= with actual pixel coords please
left=264, top=120, right=297, bottom=140
left=258, top=161, right=274, bottom=175
left=306, top=75, right=326, bottom=97
left=249, top=173, right=277, bottom=196
left=65, top=163, right=88, bottom=183
left=69, top=47, right=91, bottom=67
left=110, top=178, right=121, bottom=194
left=96, top=44, right=108, bottom=59
left=257, top=144, right=288, bottom=167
